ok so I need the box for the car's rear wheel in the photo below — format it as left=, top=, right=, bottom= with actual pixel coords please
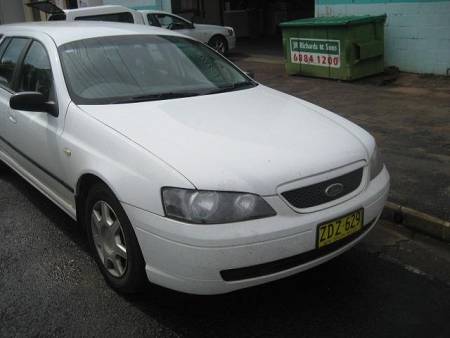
left=208, top=35, right=228, bottom=54
left=84, top=183, right=146, bottom=293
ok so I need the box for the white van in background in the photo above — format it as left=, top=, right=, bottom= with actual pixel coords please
left=51, top=5, right=144, bottom=24
left=26, top=2, right=235, bottom=54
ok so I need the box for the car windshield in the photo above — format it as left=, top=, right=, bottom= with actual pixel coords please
left=58, top=35, right=255, bottom=105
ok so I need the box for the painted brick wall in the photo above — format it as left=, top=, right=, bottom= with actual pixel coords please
left=315, top=0, right=450, bottom=75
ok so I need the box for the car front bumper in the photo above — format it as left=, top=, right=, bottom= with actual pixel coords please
left=124, top=167, right=389, bottom=295
left=226, top=35, right=236, bottom=50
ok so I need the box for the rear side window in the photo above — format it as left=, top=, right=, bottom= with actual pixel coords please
left=147, top=14, right=161, bottom=27
left=0, top=37, right=10, bottom=57
left=74, top=12, right=134, bottom=23
left=154, top=14, right=191, bottom=29
left=49, top=13, right=67, bottom=21
left=18, top=41, right=54, bottom=101
left=0, top=38, right=29, bottom=90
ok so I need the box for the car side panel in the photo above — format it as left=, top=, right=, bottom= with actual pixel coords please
left=62, top=103, right=195, bottom=217
left=0, top=31, right=75, bottom=206
left=0, top=88, right=12, bottom=155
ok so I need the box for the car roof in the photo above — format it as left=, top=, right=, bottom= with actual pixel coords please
left=138, top=10, right=166, bottom=13
left=0, top=21, right=184, bottom=46
left=62, top=5, right=133, bottom=15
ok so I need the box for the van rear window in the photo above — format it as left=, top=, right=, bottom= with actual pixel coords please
left=74, top=12, right=134, bottom=23
left=49, top=13, right=67, bottom=21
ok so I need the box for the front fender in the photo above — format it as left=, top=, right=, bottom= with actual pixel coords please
left=62, top=103, right=195, bottom=215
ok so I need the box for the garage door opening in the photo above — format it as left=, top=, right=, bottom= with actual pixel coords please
left=223, top=0, right=315, bottom=38
left=172, top=0, right=315, bottom=38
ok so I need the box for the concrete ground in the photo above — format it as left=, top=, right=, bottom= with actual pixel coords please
left=1, top=163, right=450, bottom=337
left=228, top=47, right=450, bottom=222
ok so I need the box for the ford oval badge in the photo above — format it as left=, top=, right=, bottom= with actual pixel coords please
left=325, top=183, right=344, bottom=197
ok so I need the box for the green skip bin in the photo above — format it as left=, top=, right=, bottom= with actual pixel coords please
left=280, top=15, right=387, bottom=81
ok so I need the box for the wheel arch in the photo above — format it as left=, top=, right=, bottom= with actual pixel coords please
left=75, top=172, right=118, bottom=224
left=208, top=34, right=228, bottom=51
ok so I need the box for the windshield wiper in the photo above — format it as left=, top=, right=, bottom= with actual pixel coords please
left=205, top=81, right=256, bottom=95
left=111, top=82, right=256, bottom=104
left=112, top=92, right=200, bottom=104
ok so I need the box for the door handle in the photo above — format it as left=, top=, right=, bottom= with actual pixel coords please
left=8, top=115, right=17, bottom=124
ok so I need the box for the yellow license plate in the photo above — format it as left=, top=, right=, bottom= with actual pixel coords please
left=317, top=209, right=364, bottom=248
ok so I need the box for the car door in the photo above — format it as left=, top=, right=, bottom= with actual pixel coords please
left=0, top=37, right=30, bottom=156
left=152, top=13, right=206, bottom=42
left=5, top=39, right=73, bottom=205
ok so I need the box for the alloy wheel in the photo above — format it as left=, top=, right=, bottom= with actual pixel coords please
left=214, top=39, right=226, bottom=54
left=91, top=201, right=128, bottom=278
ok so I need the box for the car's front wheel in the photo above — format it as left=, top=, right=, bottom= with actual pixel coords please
left=0, top=159, right=8, bottom=173
left=208, top=35, right=228, bottom=54
left=84, top=183, right=146, bottom=293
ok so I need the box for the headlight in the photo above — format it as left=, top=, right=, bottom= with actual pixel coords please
left=227, top=28, right=234, bottom=36
left=162, top=188, right=276, bottom=224
left=369, top=146, right=384, bottom=180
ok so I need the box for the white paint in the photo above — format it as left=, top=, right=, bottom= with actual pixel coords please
left=316, top=2, right=450, bottom=75
left=59, top=5, right=146, bottom=24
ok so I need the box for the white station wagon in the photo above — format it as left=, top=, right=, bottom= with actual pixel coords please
left=0, top=22, right=389, bottom=295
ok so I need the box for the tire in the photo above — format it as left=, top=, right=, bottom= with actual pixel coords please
left=0, top=159, right=8, bottom=172
left=208, top=35, right=228, bottom=55
left=84, top=183, right=146, bottom=293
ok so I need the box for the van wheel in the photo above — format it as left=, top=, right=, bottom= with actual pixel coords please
left=84, top=183, right=146, bottom=293
left=208, top=35, right=228, bottom=54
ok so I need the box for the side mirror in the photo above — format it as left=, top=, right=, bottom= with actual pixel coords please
left=10, top=92, right=58, bottom=117
left=0, top=76, right=8, bottom=87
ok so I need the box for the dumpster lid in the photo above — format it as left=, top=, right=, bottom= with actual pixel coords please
left=280, top=15, right=387, bottom=28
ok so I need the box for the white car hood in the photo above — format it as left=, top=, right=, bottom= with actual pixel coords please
left=80, top=85, right=369, bottom=196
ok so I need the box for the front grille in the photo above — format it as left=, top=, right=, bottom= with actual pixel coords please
left=281, top=168, right=364, bottom=209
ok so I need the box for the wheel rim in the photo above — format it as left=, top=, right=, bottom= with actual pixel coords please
left=91, top=201, right=128, bottom=278
left=214, top=39, right=225, bottom=54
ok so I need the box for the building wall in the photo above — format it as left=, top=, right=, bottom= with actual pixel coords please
left=78, top=0, right=104, bottom=7
left=315, top=0, right=450, bottom=75
left=202, top=0, right=222, bottom=24
left=0, top=0, right=26, bottom=24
